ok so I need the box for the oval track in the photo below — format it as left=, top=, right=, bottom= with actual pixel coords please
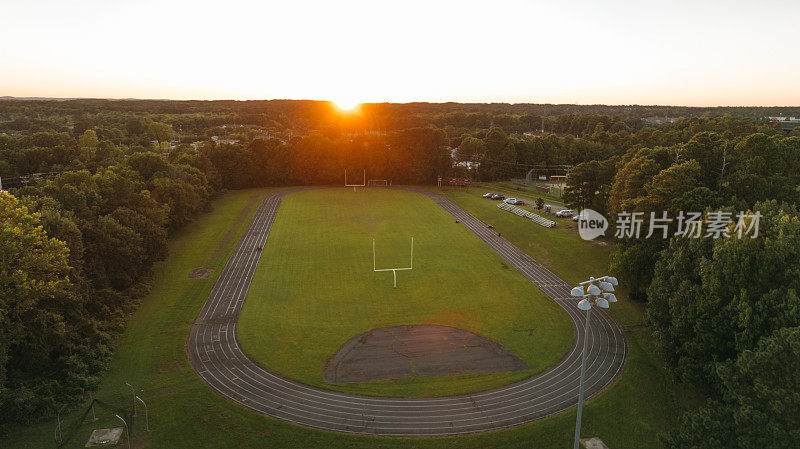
left=187, top=188, right=627, bottom=437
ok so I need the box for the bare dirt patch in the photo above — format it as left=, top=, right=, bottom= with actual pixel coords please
left=188, top=268, right=214, bottom=279
left=323, top=324, right=529, bottom=383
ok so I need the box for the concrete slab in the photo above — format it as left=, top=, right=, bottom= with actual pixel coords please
left=323, top=324, right=529, bottom=383
left=581, top=437, right=610, bottom=449
left=85, top=427, right=123, bottom=447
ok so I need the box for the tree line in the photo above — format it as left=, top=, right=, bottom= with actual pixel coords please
left=562, top=118, right=800, bottom=448
left=1, top=148, right=212, bottom=428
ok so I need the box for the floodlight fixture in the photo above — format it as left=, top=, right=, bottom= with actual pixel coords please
left=603, top=292, right=617, bottom=302
left=587, top=284, right=601, bottom=296
left=571, top=286, right=584, bottom=297
left=599, top=281, right=614, bottom=292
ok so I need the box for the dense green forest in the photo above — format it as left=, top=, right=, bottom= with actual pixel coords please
left=560, top=123, right=800, bottom=446
left=1, top=99, right=799, bottom=446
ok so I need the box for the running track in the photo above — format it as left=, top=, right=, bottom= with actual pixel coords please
left=187, top=188, right=628, bottom=437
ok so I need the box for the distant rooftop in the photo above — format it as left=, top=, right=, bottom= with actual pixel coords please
left=642, top=116, right=678, bottom=125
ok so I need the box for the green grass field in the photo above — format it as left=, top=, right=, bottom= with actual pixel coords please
left=443, top=188, right=605, bottom=285
left=440, top=187, right=645, bottom=326
left=2, top=186, right=702, bottom=449
left=237, top=188, right=572, bottom=396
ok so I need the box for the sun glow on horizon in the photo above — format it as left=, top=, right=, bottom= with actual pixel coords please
left=333, top=98, right=362, bottom=112
left=2, top=1, right=800, bottom=106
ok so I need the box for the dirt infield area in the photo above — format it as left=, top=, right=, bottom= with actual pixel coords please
left=323, top=324, right=529, bottom=383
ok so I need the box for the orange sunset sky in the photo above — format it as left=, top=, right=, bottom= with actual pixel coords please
left=2, top=0, right=798, bottom=106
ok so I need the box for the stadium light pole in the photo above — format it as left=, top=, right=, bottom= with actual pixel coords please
left=570, top=275, right=618, bottom=449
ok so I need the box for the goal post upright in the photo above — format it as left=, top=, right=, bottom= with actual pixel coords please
left=410, top=236, right=413, bottom=269
left=345, top=169, right=366, bottom=192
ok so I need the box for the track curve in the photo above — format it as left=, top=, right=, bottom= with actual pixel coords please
left=187, top=188, right=627, bottom=437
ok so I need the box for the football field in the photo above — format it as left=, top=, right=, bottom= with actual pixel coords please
left=237, top=188, right=573, bottom=397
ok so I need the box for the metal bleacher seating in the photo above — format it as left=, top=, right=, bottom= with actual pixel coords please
left=497, top=203, right=556, bottom=228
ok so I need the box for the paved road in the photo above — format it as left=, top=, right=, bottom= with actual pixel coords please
left=187, top=188, right=627, bottom=437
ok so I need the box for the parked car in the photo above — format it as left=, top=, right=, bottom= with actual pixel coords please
left=556, top=209, right=576, bottom=218
left=491, top=194, right=505, bottom=200
left=482, top=192, right=495, bottom=198
left=572, top=214, right=587, bottom=222
left=504, top=198, right=524, bottom=205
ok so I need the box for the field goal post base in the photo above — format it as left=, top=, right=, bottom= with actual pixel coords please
left=373, top=237, right=413, bottom=288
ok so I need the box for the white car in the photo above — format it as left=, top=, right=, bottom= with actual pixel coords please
left=556, top=209, right=575, bottom=218
left=572, top=214, right=587, bottom=222
left=504, top=198, right=524, bottom=205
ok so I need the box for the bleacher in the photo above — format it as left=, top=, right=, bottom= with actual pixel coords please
left=497, top=202, right=556, bottom=228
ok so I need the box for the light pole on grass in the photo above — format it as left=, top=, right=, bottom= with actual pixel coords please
left=135, top=395, right=149, bottom=431
left=114, top=414, right=131, bottom=449
left=570, top=275, right=618, bottom=449
left=54, top=404, right=66, bottom=443
left=125, top=382, right=136, bottom=416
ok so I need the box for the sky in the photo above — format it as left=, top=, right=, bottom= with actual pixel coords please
left=1, top=0, right=798, bottom=106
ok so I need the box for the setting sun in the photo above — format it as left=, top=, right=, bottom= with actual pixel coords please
left=333, top=98, right=361, bottom=111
